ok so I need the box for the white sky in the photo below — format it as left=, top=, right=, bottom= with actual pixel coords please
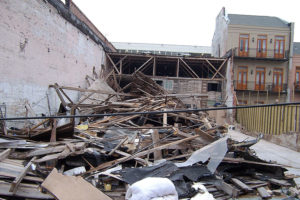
left=73, top=0, right=299, bottom=46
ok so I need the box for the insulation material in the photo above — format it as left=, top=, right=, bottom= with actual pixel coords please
left=190, top=183, right=215, bottom=200
left=125, top=177, right=178, bottom=200
left=175, top=136, right=228, bottom=173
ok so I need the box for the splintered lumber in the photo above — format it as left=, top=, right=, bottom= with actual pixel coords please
left=257, top=187, right=271, bottom=199
left=87, top=135, right=200, bottom=173
left=194, top=128, right=215, bottom=142
left=108, top=136, right=128, bottom=156
left=50, top=85, right=133, bottom=97
left=10, top=157, right=36, bottom=194
left=269, top=178, right=291, bottom=187
left=0, top=149, right=11, bottom=161
left=231, top=178, right=253, bottom=192
left=151, top=129, right=162, bottom=160
left=0, top=181, right=53, bottom=199
left=215, top=180, right=239, bottom=197
left=34, top=142, right=86, bottom=163
left=42, top=168, right=112, bottom=200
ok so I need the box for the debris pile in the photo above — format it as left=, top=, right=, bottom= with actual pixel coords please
left=0, top=72, right=298, bottom=200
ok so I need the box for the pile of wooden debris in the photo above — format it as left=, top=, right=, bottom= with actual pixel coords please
left=0, top=72, right=298, bottom=200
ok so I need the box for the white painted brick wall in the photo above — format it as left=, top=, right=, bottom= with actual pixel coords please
left=0, top=0, right=106, bottom=127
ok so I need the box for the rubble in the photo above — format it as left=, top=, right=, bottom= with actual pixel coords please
left=0, top=72, right=298, bottom=200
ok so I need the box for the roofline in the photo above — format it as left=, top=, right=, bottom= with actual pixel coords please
left=112, top=41, right=210, bottom=48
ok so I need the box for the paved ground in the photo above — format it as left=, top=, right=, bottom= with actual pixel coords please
left=228, top=130, right=300, bottom=187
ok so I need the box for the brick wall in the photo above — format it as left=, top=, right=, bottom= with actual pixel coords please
left=0, top=0, right=106, bottom=127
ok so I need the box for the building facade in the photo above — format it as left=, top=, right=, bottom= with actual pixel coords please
left=292, top=42, right=300, bottom=101
left=212, top=8, right=294, bottom=105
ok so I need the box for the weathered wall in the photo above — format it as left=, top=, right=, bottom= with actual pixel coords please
left=225, top=58, right=235, bottom=121
left=212, top=7, right=229, bottom=57
left=152, top=77, right=222, bottom=108
left=0, top=0, right=106, bottom=127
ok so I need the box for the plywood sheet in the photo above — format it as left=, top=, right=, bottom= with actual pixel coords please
left=42, top=168, right=112, bottom=200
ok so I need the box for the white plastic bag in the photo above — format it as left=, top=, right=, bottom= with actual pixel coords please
left=125, top=177, right=178, bottom=200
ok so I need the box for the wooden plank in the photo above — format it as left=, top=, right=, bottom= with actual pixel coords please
left=0, top=181, right=53, bottom=199
left=215, top=180, right=239, bottom=197
left=194, top=128, right=215, bottom=142
left=211, top=59, right=227, bottom=79
left=42, top=168, right=112, bottom=200
left=231, top=178, right=253, bottom=192
left=0, top=149, right=11, bottom=161
left=106, top=53, right=120, bottom=74
left=50, top=85, right=134, bottom=97
left=151, top=129, right=162, bottom=160
left=163, top=109, right=168, bottom=127
left=134, top=57, right=153, bottom=73
left=179, top=58, right=199, bottom=78
left=10, top=157, right=36, bottom=194
left=269, top=178, right=291, bottom=187
left=108, top=136, right=128, bottom=156
left=176, top=58, right=179, bottom=77
left=257, top=187, right=271, bottom=199
left=87, top=135, right=200, bottom=173
left=205, top=59, right=225, bottom=79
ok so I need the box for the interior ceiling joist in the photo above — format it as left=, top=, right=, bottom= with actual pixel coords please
left=106, top=53, right=228, bottom=80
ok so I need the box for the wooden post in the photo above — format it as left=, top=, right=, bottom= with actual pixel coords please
left=120, top=59, right=123, bottom=75
left=176, top=59, right=179, bottom=77
left=153, top=57, right=156, bottom=76
left=50, top=119, right=57, bottom=143
left=163, top=108, right=168, bottom=127
left=151, top=129, right=162, bottom=160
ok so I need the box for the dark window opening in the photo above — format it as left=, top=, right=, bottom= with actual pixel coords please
left=207, top=83, right=221, bottom=92
left=155, top=80, right=163, bottom=86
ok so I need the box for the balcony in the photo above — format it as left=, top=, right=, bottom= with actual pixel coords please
left=233, top=81, right=287, bottom=93
left=295, top=83, right=300, bottom=92
left=232, top=48, right=289, bottom=61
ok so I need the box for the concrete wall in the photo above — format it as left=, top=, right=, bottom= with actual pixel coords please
left=0, top=0, right=106, bottom=127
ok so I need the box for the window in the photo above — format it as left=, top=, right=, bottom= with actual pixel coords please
left=255, top=67, right=265, bottom=91
left=273, top=68, right=283, bottom=92
left=295, top=67, right=300, bottom=89
left=207, top=83, right=221, bottom=92
left=239, top=34, right=249, bottom=57
left=163, top=80, right=173, bottom=91
left=274, top=36, right=285, bottom=58
left=236, top=66, right=248, bottom=90
left=257, top=35, right=267, bottom=58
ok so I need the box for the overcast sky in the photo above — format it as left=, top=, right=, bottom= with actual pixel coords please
left=73, top=0, right=299, bottom=46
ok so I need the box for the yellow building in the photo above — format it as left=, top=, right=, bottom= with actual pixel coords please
left=212, top=7, right=294, bottom=106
